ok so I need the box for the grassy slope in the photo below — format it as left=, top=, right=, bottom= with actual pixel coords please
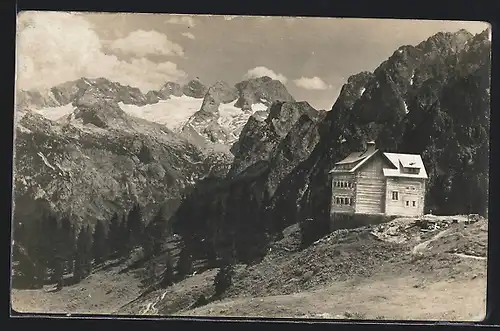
left=11, top=215, right=487, bottom=321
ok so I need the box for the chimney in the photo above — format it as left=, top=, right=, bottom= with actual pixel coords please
left=361, top=140, right=376, bottom=154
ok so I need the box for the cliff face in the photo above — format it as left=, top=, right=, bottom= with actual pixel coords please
left=181, top=77, right=295, bottom=147
left=13, top=90, right=215, bottom=227
left=171, top=28, right=491, bottom=263
left=172, top=99, right=326, bottom=262
left=281, top=28, right=491, bottom=227
left=228, top=101, right=324, bottom=178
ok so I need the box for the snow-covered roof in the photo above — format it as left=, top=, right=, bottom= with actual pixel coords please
left=335, top=148, right=376, bottom=165
left=329, top=148, right=428, bottom=179
left=329, top=146, right=378, bottom=173
left=382, top=152, right=428, bottom=179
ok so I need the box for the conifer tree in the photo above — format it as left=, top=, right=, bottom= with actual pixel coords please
left=127, top=204, right=144, bottom=248
left=84, top=225, right=93, bottom=275
left=42, top=212, right=59, bottom=272
left=107, top=212, right=121, bottom=256
left=28, top=215, right=48, bottom=288
left=51, top=216, right=67, bottom=288
left=92, top=220, right=108, bottom=264
left=74, top=225, right=93, bottom=282
left=143, top=207, right=166, bottom=258
left=145, top=261, right=157, bottom=287
left=176, top=241, right=193, bottom=279
left=119, top=214, right=131, bottom=256
left=53, top=255, right=64, bottom=291
left=73, top=227, right=85, bottom=282
left=213, top=259, right=234, bottom=297
left=160, top=252, right=175, bottom=288
left=60, top=215, right=76, bottom=273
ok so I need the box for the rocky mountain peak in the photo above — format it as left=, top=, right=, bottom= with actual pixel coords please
left=65, top=98, right=132, bottom=130
left=161, top=82, right=183, bottom=97
left=416, top=29, right=473, bottom=56
left=16, top=89, right=60, bottom=111
left=145, top=81, right=183, bottom=104
left=199, top=81, right=239, bottom=114
left=229, top=100, right=323, bottom=177
left=182, top=79, right=208, bottom=98
left=267, top=101, right=319, bottom=138
left=17, top=77, right=150, bottom=110
left=180, top=78, right=293, bottom=148
left=234, top=76, right=294, bottom=111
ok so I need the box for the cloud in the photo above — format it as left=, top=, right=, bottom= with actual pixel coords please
left=109, top=29, right=184, bottom=57
left=181, top=32, right=195, bottom=40
left=102, top=57, right=187, bottom=91
left=16, top=11, right=187, bottom=93
left=243, top=66, right=288, bottom=83
left=165, top=15, right=196, bottom=27
left=293, top=76, right=332, bottom=90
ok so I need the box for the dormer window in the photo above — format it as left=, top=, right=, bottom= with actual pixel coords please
left=403, top=167, right=420, bottom=174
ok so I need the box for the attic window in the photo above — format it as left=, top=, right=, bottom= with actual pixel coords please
left=403, top=167, right=420, bottom=174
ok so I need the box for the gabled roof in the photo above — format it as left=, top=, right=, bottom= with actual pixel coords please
left=382, top=152, right=428, bottom=179
left=329, top=148, right=428, bottom=179
left=328, top=147, right=378, bottom=173
left=335, top=147, right=376, bottom=165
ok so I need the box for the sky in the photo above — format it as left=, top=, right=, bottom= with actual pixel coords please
left=16, top=12, right=490, bottom=110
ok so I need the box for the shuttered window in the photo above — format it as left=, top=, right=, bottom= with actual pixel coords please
left=334, top=196, right=353, bottom=206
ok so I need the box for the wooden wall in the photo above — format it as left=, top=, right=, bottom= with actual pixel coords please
left=385, top=177, right=426, bottom=217
left=354, top=153, right=388, bottom=214
left=330, top=173, right=355, bottom=216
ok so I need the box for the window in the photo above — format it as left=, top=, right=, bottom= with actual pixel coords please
left=412, top=201, right=416, bottom=207
left=392, top=191, right=399, bottom=200
left=334, top=196, right=353, bottom=206
left=404, top=167, right=420, bottom=174
left=406, top=201, right=409, bottom=207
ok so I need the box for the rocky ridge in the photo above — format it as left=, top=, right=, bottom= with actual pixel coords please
left=13, top=88, right=214, bottom=226
left=13, top=73, right=302, bottom=226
